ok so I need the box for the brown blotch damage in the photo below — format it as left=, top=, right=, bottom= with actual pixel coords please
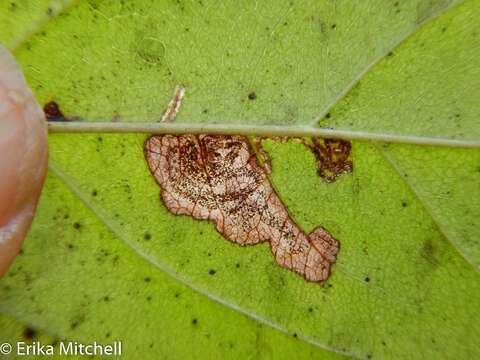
left=43, top=101, right=66, bottom=121
left=43, top=101, right=78, bottom=122
left=308, top=138, right=353, bottom=183
left=144, top=134, right=339, bottom=282
left=22, top=326, right=37, bottom=340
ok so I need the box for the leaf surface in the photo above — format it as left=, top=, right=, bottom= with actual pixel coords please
left=0, top=1, right=479, bottom=359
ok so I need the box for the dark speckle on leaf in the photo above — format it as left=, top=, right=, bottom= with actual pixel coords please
left=23, top=327, right=37, bottom=340
left=209, top=269, right=216, bottom=275
left=422, top=239, right=436, bottom=260
left=43, top=101, right=67, bottom=121
left=73, top=222, right=81, bottom=230
left=248, top=92, right=257, bottom=100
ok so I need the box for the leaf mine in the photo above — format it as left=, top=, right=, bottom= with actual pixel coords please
left=43, top=101, right=80, bottom=122
left=144, top=134, right=339, bottom=282
left=160, top=85, right=185, bottom=123
left=308, top=138, right=353, bottom=183
left=43, top=101, right=67, bottom=121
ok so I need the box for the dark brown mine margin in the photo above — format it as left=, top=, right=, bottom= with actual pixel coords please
left=43, top=101, right=67, bottom=121
left=308, top=138, right=353, bottom=183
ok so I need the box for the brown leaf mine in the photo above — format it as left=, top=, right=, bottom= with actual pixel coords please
left=309, top=138, right=353, bottom=183
left=145, top=135, right=339, bottom=282
left=43, top=101, right=67, bottom=121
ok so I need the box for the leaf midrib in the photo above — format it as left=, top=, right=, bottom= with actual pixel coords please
left=47, top=121, right=480, bottom=147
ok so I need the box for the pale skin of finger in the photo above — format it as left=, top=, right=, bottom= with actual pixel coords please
left=0, top=45, right=48, bottom=277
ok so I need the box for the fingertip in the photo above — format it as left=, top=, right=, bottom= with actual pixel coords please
left=0, top=45, right=48, bottom=277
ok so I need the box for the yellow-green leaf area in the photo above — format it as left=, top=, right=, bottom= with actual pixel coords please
left=5, top=0, right=461, bottom=125
left=0, top=0, right=479, bottom=359
left=29, top=133, right=478, bottom=359
left=0, top=173, right=346, bottom=360
left=320, top=0, right=479, bottom=139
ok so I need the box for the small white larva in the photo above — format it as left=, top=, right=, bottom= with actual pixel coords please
left=160, top=84, right=185, bottom=123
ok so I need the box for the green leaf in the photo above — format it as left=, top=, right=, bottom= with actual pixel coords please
left=1, top=173, right=345, bottom=359
left=0, top=0, right=78, bottom=50
left=0, top=314, right=52, bottom=345
left=319, top=0, right=479, bottom=140
left=1, top=1, right=479, bottom=359
left=2, top=0, right=465, bottom=127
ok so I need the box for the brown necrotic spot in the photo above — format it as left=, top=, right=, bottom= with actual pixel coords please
left=308, top=138, right=353, bottom=183
left=22, top=326, right=37, bottom=340
left=144, top=134, right=339, bottom=282
left=43, top=101, right=81, bottom=122
left=43, top=101, right=67, bottom=121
